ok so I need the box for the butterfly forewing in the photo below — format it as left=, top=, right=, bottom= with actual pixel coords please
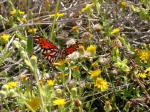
left=33, top=35, right=58, bottom=49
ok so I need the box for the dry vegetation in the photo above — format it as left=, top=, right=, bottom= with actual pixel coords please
left=0, top=0, right=150, bottom=112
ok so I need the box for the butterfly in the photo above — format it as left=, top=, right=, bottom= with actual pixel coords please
left=32, top=34, right=82, bottom=66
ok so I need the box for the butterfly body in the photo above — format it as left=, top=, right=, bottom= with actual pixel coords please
left=32, top=35, right=81, bottom=66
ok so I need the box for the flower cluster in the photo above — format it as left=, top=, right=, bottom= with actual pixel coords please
left=10, top=9, right=26, bottom=22
left=28, top=28, right=38, bottom=33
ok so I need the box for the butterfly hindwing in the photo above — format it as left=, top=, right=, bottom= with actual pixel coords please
left=63, top=43, right=81, bottom=55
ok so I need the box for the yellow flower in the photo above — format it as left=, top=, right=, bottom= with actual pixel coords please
left=7, top=81, right=18, bottom=88
left=138, top=73, right=147, bottom=79
left=53, top=59, right=70, bottom=66
left=95, top=78, right=109, bottom=91
left=59, top=73, right=69, bottom=78
left=10, top=10, right=24, bottom=15
left=28, top=97, right=41, bottom=111
left=1, top=34, right=10, bottom=41
left=10, top=10, right=16, bottom=15
left=121, top=2, right=127, bottom=7
left=138, top=50, right=150, bottom=61
left=81, top=3, right=95, bottom=12
left=111, top=28, right=124, bottom=34
left=28, top=28, right=38, bottom=33
left=72, top=26, right=79, bottom=30
left=18, top=10, right=25, bottom=14
left=146, top=67, right=150, bottom=72
left=87, top=45, right=97, bottom=52
left=49, top=13, right=64, bottom=17
left=88, top=69, right=101, bottom=77
left=47, top=80, right=55, bottom=86
left=53, top=98, right=66, bottom=106
left=21, top=17, right=27, bottom=22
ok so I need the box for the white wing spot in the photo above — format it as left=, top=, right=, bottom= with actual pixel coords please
left=43, top=50, right=47, bottom=54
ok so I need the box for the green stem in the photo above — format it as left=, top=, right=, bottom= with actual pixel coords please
left=50, top=0, right=60, bottom=41
left=3, top=98, right=10, bottom=111
left=88, top=85, right=96, bottom=112
left=133, top=73, right=149, bottom=96
left=32, top=66, right=48, bottom=112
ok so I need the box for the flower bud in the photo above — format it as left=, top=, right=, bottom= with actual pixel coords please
left=13, top=40, right=20, bottom=49
left=39, top=80, right=44, bottom=85
left=0, top=90, right=7, bottom=97
left=99, top=57, right=110, bottom=65
left=20, top=40, right=27, bottom=47
left=111, top=69, right=118, bottom=75
left=20, top=75, right=27, bottom=80
left=81, top=32, right=92, bottom=42
left=2, top=85, right=8, bottom=91
left=68, top=80, right=75, bottom=88
left=74, top=98, right=82, bottom=107
left=93, top=24, right=103, bottom=32
left=121, top=2, right=127, bottom=7
left=72, top=26, right=79, bottom=31
left=20, top=50, right=27, bottom=59
left=72, top=66, right=79, bottom=70
left=30, top=55, right=37, bottom=66
left=104, top=101, right=112, bottom=112
left=86, top=45, right=96, bottom=57
left=56, top=89, right=62, bottom=95
left=112, top=39, right=123, bottom=48
left=123, top=101, right=131, bottom=111
left=8, top=89, right=16, bottom=96
left=71, top=87, right=77, bottom=96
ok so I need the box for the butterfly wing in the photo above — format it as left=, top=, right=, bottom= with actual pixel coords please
left=33, top=35, right=58, bottom=49
left=60, top=43, right=82, bottom=59
left=33, top=35, right=81, bottom=65
left=33, top=35, right=60, bottom=64
left=42, top=47, right=60, bottom=64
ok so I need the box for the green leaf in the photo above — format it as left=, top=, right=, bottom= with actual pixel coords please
left=16, top=32, right=26, bottom=40
left=27, top=36, right=33, bottom=55
left=131, top=5, right=141, bottom=12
